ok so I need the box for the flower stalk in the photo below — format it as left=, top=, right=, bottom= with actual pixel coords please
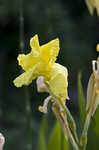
left=52, top=102, right=79, bottom=150
left=80, top=114, right=91, bottom=150
left=46, top=88, right=79, bottom=145
left=37, top=77, right=79, bottom=150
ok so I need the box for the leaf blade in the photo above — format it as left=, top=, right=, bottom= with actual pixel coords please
left=77, top=72, right=86, bottom=128
left=36, top=116, right=47, bottom=150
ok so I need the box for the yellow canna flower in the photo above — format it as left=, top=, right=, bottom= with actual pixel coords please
left=13, top=34, right=59, bottom=87
left=85, top=0, right=99, bottom=15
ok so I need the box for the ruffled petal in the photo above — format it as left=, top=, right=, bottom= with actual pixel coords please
left=17, top=52, right=40, bottom=71
left=30, top=34, right=40, bottom=50
left=40, top=38, right=59, bottom=67
left=13, top=62, right=51, bottom=87
left=17, top=35, right=42, bottom=71
left=48, top=63, right=68, bottom=102
left=13, top=67, right=37, bottom=87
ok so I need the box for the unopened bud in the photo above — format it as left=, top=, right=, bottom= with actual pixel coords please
left=86, top=58, right=99, bottom=116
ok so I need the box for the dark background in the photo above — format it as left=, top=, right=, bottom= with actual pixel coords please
left=0, top=0, right=99, bottom=149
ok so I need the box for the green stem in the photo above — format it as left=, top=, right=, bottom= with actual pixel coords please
left=80, top=114, right=91, bottom=150
left=19, top=1, right=32, bottom=150
left=47, top=88, right=79, bottom=145
left=60, top=129, right=64, bottom=150
left=45, top=67, right=79, bottom=150
left=65, top=106, right=79, bottom=144
left=52, top=103, right=79, bottom=150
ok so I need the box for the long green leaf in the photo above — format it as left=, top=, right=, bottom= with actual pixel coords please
left=86, top=107, right=99, bottom=150
left=77, top=72, right=86, bottom=128
left=48, top=122, right=69, bottom=150
left=94, top=107, right=99, bottom=136
left=63, top=132, right=69, bottom=150
left=48, top=122, right=61, bottom=150
left=37, top=116, right=47, bottom=150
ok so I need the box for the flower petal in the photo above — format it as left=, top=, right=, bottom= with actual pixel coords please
left=17, top=35, right=41, bottom=71
left=48, top=63, right=68, bottom=102
left=40, top=38, right=59, bottom=66
left=14, top=35, right=61, bottom=88
left=17, top=52, right=40, bottom=71
left=13, top=67, right=37, bottom=87
left=30, top=34, right=40, bottom=50
left=13, top=62, right=52, bottom=87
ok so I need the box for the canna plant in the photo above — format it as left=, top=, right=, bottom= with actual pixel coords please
left=13, top=34, right=99, bottom=150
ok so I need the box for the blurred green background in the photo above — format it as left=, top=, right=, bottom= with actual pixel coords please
left=0, top=0, right=99, bottom=150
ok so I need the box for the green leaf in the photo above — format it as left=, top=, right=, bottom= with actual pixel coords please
left=87, top=120, right=99, bottom=150
left=36, top=116, right=47, bottom=150
left=86, top=74, right=94, bottom=113
left=48, top=122, right=61, bottom=150
left=94, top=107, right=99, bottom=136
left=77, top=72, right=86, bottom=128
left=48, top=121, right=69, bottom=150
left=65, top=106, right=79, bottom=143
left=63, top=132, right=69, bottom=150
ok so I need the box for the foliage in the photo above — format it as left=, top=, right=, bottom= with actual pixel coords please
left=77, top=72, right=86, bottom=128
left=37, top=118, right=69, bottom=150
left=36, top=116, right=47, bottom=150
left=77, top=72, right=99, bottom=150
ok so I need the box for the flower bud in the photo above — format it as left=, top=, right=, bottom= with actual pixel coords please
left=86, top=58, right=99, bottom=116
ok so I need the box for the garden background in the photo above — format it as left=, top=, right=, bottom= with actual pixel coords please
left=0, top=0, right=99, bottom=150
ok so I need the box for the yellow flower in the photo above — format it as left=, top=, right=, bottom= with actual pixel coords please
left=13, top=34, right=69, bottom=104
left=85, top=0, right=99, bottom=15
left=13, top=34, right=59, bottom=87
